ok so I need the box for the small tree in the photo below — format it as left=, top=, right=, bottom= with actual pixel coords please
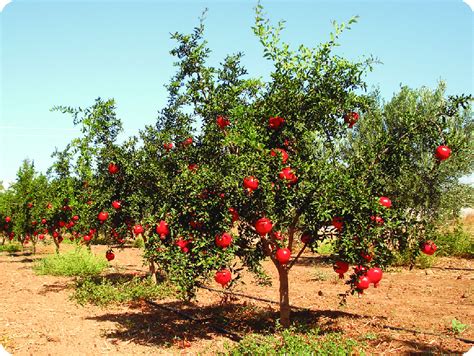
left=142, top=7, right=473, bottom=328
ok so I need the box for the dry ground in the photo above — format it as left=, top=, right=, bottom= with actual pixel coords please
left=0, top=242, right=473, bottom=355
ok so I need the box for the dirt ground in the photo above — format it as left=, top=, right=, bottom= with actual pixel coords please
left=0, top=243, right=472, bottom=355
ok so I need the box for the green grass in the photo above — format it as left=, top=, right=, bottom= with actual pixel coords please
left=133, top=235, right=145, bottom=248
left=223, top=328, right=363, bottom=356
left=72, top=275, right=174, bottom=306
left=434, top=224, right=473, bottom=258
left=0, top=243, right=21, bottom=253
left=450, top=318, right=469, bottom=335
left=33, top=247, right=108, bottom=277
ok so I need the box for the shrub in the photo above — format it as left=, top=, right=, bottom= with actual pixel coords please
left=133, top=235, right=145, bottom=249
left=72, top=275, right=174, bottom=306
left=34, top=247, right=107, bottom=276
left=223, top=328, right=362, bottom=356
left=0, top=243, right=21, bottom=253
left=434, top=224, right=474, bottom=258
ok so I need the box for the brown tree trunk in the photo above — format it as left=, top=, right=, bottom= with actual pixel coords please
left=149, top=260, right=158, bottom=284
left=277, top=265, right=291, bottom=328
left=32, top=242, right=36, bottom=255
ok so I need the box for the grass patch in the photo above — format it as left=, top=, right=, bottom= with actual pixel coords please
left=223, top=328, right=363, bottom=355
left=72, top=275, right=174, bottom=306
left=34, top=247, right=107, bottom=277
left=0, top=243, right=21, bottom=253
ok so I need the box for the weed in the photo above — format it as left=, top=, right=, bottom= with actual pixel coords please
left=0, top=243, right=21, bottom=253
left=450, top=318, right=469, bottom=335
left=223, top=328, right=362, bottom=355
left=34, top=247, right=107, bottom=277
left=72, top=275, right=174, bottom=306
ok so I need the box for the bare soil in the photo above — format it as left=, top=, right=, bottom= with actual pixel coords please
left=0, top=242, right=473, bottom=355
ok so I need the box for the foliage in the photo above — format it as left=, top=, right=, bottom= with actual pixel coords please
left=72, top=275, right=174, bottom=306
left=450, top=318, right=469, bottom=335
left=0, top=243, right=21, bottom=253
left=223, top=328, right=362, bottom=356
left=33, top=247, right=107, bottom=277
left=433, top=222, right=473, bottom=258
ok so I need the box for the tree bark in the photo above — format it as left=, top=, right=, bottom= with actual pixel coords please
left=277, top=265, right=291, bottom=328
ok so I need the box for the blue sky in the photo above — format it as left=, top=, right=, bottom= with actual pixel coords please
left=1, top=0, right=473, bottom=187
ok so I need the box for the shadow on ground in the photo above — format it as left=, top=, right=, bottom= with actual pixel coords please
left=86, top=298, right=468, bottom=354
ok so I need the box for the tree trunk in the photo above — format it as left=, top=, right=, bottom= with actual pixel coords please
left=149, top=260, right=157, bottom=284
left=32, top=242, right=36, bottom=255
left=277, top=265, right=291, bottom=328
left=54, top=240, right=59, bottom=254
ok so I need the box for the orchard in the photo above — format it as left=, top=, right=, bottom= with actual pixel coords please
left=0, top=5, right=472, bottom=354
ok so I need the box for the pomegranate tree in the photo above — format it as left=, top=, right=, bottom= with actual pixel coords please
left=140, top=7, right=472, bottom=329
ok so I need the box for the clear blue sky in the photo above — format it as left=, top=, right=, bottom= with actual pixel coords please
left=1, top=0, right=473, bottom=186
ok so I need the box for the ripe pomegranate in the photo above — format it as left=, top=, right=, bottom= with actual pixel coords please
left=5, top=216, right=11, bottom=223
left=228, top=207, right=239, bottom=222
left=300, top=232, right=312, bottom=244
left=182, top=137, right=193, bottom=147
left=435, top=145, right=451, bottom=161
left=272, top=231, right=283, bottom=240
left=189, top=220, right=203, bottom=230
left=175, top=238, right=191, bottom=253
left=106, top=251, right=115, bottom=261
left=41, top=218, right=47, bottom=224
left=112, top=200, right=122, bottom=209
left=379, top=196, right=392, bottom=208
left=32, top=220, right=37, bottom=226
left=39, top=234, right=45, bottom=240
left=133, top=225, right=144, bottom=236
left=46, top=203, right=52, bottom=209
left=216, top=115, right=230, bottom=129
left=420, top=240, right=437, bottom=255
left=361, top=252, right=373, bottom=263
left=156, top=220, right=170, bottom=239
left=356, top=275, right=370, bottom=292
left=354, top=265, right=368, bottom=274
left=98, top=211, right=109, bottom=222
left=331, top=216, right=344, bottom=232
left=278, top=167, right=298, bottom=185
left=243, top=176, right=259, bottom=192
left=255, top=217, right=273, bottom=236
left=333, top=261, right=349, bottom=279
left=59, top=221, right=66, bottom=228
left=270, top=148, right=289, bottom=163
left=344, top=112, right=359, bottom=128
left=52, top=231, right=59, bottom=238
left=108, top=162, right=119, bottom=174
left=163, top=142, right=174, bottom=151
left=83, top=235, right=92, bottom=242
left=276, top=248, right=291, bottom=265
left=367, top=267, right=383, bottom=287
left=215, top=232, right=232, bottom=248
left=72, top=215, right=79, bottom=221
left=188, top=164, right=198, bottom=171
left=27, top=203, right=33, bottom=208
left=268, top=116, right=285, bottom=129
left=215, top=269, right=232, bottom=286
left=370, top=215, right=384, bottom=225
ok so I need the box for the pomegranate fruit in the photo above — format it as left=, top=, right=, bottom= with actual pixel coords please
left=106, top=251, right=115, bottom=261
left=270, top=148, right=289, bottom=163
left=216, top=115, right=230, bottom=129
left=333, top=261, right=349, bottom=279
left=97, top=211, right=109, bottom=222
left=215, top=269, right=232, bottom=286
left=420, top=240, right=437, bottom=255
left=268, top=116, right=285, bottom=129
left=344, top=112, right=359, bottom=128
left=435, top=145, right=451, bottom=161
left=367, top=267, right=383, bottom=287
left=255, top=217, right=273, bottom=236
left=215, top=232, right=232, bottom=248
left=108, top=163, right=119, bottom=174
left=276, top=248, right=291, bottom=265
left=379, top=196, right=392, bottom=208
left=243, top=176, right=259, bottom=192
left=156, top=220, right=170, bottom=239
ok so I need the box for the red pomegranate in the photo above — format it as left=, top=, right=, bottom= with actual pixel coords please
left=420, top=240, right=437, bottom=255
left=332, top=216, right=344, bottom=232
left=276, top=248, right=291, bottom=265
left=278, top=167, right=298, bottom=185
left=356, top=275, right=370, bottom=292
left=133, top=225, right=144, bottom=236
left=112, top=200, right=122, bottom=209
left=98, top=211, right=109, bottom=222
left=106, top=250, right=115, bottom=261
left=156, top=220, right=170, bottom=239
left=367, top=267, right=383, bottom=287
left=216, top=116, right=231, bottom=129
left=344, top=112, right=359, bottom=128
left=215, top=232, right=232, bottom=248
left=215, top=269, right=232, bottom=286
left=255, top=217, right=273, bottom=236
left=228, top=207, right=239, bottom=222
left=333, top=261, right=350, bottom=279
left=268, top=116, right=285, bottom=129
left=435, top=145, right=451, bottom=161
left=243, top=176, right=259, bottom=192
left=108, top=162, right=119, bottom=174
left=270, top=148, right=289, bottom=163
left=379, top=196, right=392, bottom=208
